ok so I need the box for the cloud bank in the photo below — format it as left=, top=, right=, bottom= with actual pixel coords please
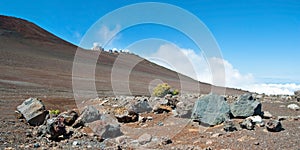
left=145, top=44, right=300, bottom=95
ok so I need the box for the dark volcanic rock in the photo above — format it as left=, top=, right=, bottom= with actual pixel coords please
left=240, top=118, right=255, bottom=130
left=223, top=120, right=237, bottom=132
left=230, top=94, right=262, bottom=118
left=46, top=116, right=66, bottom=139
left=191, top=94, right=230, bottom=126
left=115, top=110, right=139, bottom=123
left=59, top=110, right=78, bottom=126
left=266, top=120, right=283, bottom=132
left=293, top=91, right=300, bottom=101
left=73, top=106, right=101, bottom=128
left=294, top=90, right=300, bottom=96
left=17, top=97, right=48, bottom=126
left=153, top=105, right=173, bottom=114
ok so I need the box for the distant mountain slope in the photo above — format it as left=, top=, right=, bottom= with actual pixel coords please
left=0, top=15, right=246, bottom=99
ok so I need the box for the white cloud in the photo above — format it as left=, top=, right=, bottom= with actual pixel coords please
left=145, top=44, right=300, bottom=95
left=98, top=24, right=121, bottom=46
left=243, top=83, right=300, bottom=95
left=73, top=31, right=82, bottom=39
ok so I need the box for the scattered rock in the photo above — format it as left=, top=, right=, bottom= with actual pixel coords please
left=160, top=137, right=172, bottom=145
left=230, top=94, right=262, bottom=118
left=72, top=141, right=80, bottom=146
left=278, top=116, right=290, bottom=121
left=157, top=121, right=164, bottom=126
left=262, top=111, right=273, bottom=119
left=223, top=120, right=237, bottom=132
left=211, top=133, right=222, bottom=138
left=115, top=110, right=139, bottom=123
left=37, top=125, right=47, bottom=137
left=153, top=105, right=173, bottom=114
left=206, top=140, right=213, bottom=145
left=287, top=104, right=300, bottom=111
left=240, top=118, right=254, bottom=130
left=46, top=116, right=66, bottom=139
left=191, top=94, right=230, bottom=126
left=248, top=116, right=263, bottom=124
left=138, top=133, right=152, bottom=145
left=88, top=114, right=123, bottom=139
left=16, top=97, right=48, bottom=126
left=147, top=116, right=153, bottom=120
left=266, top=120, right=283, bottom=132
left=292, top=115, right=300, bottom=120
left=59, top=110, right=78, bottom=126
left=279, top=105, right=286, bottom=108
left=33, top=143, right=40, bottom=148
left=25, top=129, right=32, bottom=137
left=126, top=98, right=152, bottom=113
left=248, top=115, right=265, bottom=127
left=174, top=99, right=194, bottom=118
left=294, top=90, right=300, bottom=96
left=73, top=106, right=101, bottom=128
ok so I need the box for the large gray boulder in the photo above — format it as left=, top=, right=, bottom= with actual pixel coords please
left=73, top=106, right=101, bottom=128
left=88, top=114, right=123, bottom=139
left=191, top=94, right=230, bottom=126
left=126, top=98, right=152, bottom=113
left=17, top=97, right=48, bottom=126
left=230, top=94, right=262, bottom=118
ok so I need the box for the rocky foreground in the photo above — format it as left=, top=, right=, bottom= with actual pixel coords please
left=1, top=92, right=300, bottom=149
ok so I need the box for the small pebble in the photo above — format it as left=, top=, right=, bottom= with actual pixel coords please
left=147, top=116, right=153, bottom=120
left=157, top=122, right=164, bottom=126
left=34, top=143, right=40, bottom=148
left=72, top=141, right=80, bottom=146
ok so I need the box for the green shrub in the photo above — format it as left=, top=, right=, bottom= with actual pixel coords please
left=49, top=109, right=60, bottom=115
left=172, top=89, right=179, bottom=95
left=152, top=83, right=171, bottom=97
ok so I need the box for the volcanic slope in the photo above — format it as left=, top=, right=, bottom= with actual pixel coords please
left=0, top=15, right=245, bottom=104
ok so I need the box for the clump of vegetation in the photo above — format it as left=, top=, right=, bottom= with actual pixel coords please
left=152, top=83, right=171, bottom=97
left=152, top=83, right=179, bottom=97
left=49, top=109, right=60, bottom=115
left=172, top=89, right=179, bottom=95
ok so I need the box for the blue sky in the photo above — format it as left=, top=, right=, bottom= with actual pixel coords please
left=1, top=0, right=300, bottom=94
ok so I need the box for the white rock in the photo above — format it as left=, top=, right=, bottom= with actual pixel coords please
left=72, top=141, right=80, bottom=146
left=263, top=111, right=273, bottom=118
left=248, top=116, right=262, bottom=123
left=287, top=104, right=300, bottom=111
left=147, top=116, right=153, bottom=120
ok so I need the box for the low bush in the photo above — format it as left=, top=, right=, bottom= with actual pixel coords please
left=152, top=83, right=171, bottom=97
left=49, top=109, right=60, bottom=115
